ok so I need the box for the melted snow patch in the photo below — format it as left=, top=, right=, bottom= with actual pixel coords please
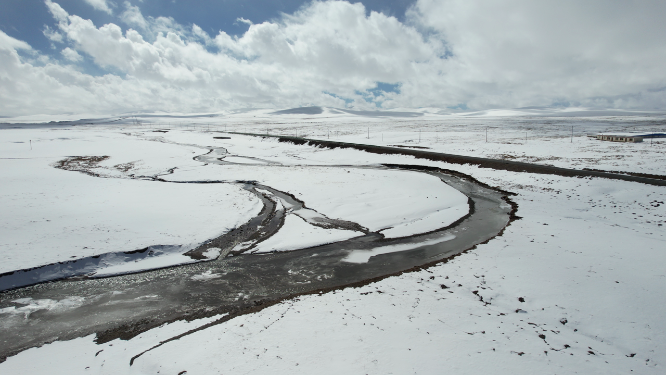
left=202, top=247, right=222, bottom=260
left=0, top=297, right=85, bottom=318
left=342, top=235, right=456, bottom=263
left=191, top=270, right=222, bottom=281
left=251, top=214, right=361, bottom=253
left=381, top=204, right=469, bottom=238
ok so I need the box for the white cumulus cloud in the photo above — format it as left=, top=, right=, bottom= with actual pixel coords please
left=42, top=25, right=63, bottom=43
left=120, top=1, right=148, bottom=30
left=61, top=47, right=82, bottom=62
left=0, top=0, right=665, bottom=117
left=83, top=0, right=114, bottom=15
left=0, top=30, right=32, bottom=51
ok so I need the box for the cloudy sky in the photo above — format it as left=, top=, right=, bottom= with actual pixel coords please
left=1, top=0, right=665, bottom=116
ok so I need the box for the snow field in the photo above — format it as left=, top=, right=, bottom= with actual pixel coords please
left=0, top=125, right=473, bottom=274
left=3, top=167, right=663, bottom=374
left=166, top=163, right=470, bottom=237
left=121, top=169, right=647, bottom=374
left=0, top=128, right=262, bottom=273
left=146, top=108, right=666, bottom=175
left=2, top=112, right=665, bottom=374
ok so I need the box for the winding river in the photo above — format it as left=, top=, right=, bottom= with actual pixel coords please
left=0, top=140, right=515, bottom=362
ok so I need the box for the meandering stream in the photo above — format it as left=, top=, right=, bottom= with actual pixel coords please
left=0, top=142, right=515, bottom=362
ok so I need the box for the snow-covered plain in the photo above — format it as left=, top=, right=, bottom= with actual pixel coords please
left=0, top=123, right=470, bottom=277
left=170, top=107, right=666, bottom=175
left=1, top=108, right=665, bottom=374
left=0, top=127, right=262, bottom=275
left=166, top=163, right=469, bottom=237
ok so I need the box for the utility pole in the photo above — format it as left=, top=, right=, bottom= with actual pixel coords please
left=571, top=125, right=573, bottom=143
left=419, top=129, right=421, bottom=143
left=486, top=127, right=488, bottom=142
left=30, top=140, right=32, bottom=150
left=367, top=127, right=369, bottom=139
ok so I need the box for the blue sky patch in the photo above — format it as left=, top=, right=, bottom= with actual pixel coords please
left=367, top=82, right=401, bottom=96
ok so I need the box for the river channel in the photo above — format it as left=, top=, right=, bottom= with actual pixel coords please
left=0, top=143, right=516, bottom=362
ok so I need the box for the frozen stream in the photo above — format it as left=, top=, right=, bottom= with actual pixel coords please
left=0, top=146, right=514, bottom=362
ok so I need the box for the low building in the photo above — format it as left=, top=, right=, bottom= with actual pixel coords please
left=596, top=132, right=666, bottom=143
left=596, top=133, right=643, bottom=142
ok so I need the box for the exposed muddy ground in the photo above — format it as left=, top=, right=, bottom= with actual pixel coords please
left=266, top=135, right=666, bottom=187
